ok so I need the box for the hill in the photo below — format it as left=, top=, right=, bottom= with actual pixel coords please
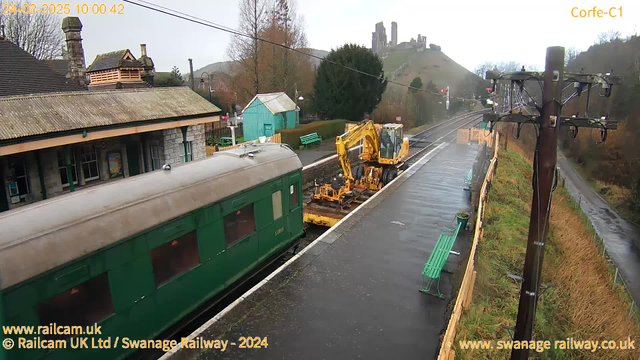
left=384, top=48, right=480, bottom=95
left=187, top=48, right=329, bottom=80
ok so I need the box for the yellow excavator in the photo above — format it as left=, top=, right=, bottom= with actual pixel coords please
left=304, top=120, right=409, bottom=226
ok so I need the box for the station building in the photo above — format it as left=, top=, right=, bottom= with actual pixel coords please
left=0, top=18, right=221, bottom=212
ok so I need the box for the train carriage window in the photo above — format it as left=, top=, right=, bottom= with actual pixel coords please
left=224, top=204, right=256, bottom=247
left=290, top=184, right=299, bottom=208
left=272, top=191, right=283, bottom=220
left=151, top=231, right=200, bottom=287
left=38, top=273, right=114, bottom=329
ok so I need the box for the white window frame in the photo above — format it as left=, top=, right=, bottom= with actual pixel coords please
left=80, top=146, right=100, bottom=181
left=150, top=145, right=163, bottom=170
left=9, top=157, right=29, bottom=199
left=58, top=150, right=78, bottom=188
left=272, top=191, right=283, bottom=220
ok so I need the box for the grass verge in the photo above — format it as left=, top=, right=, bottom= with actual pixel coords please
left=454, top=149, right=640, bottom=359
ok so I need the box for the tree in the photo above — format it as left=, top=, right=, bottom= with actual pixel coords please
left=154, top=66, right=184, bottom=87
left=314, top=44, right=387, bottom=121
left=0, top=0, right=64, bottom=59
left=565, top=47, right=580, bottom=66
left=409, top=77, right=423, bottom=92
left=260, top=0, right=311, bottom=100
left=596, top=30, right=621, bottom=44
left=227, top=0, right=268, bottom=99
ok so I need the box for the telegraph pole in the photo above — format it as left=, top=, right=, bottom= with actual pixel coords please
left=511, top=46, right=565, bottom=360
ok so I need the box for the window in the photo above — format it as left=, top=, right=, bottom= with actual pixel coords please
left=151, top=231, right=200, bottom=287
left=290, top=184, right=299, bottom=208
left=58, top=150, right=78, bottom=187
left=185, top=141, right=193, bottom=162
left=272, top=191, right=283, bottom=220
left=7, top=157, right=29, bottom=199
left=150, top=145, right=164, bottom=170
left=224, top=204, right=256, bottom=247
left=38, top=273, right=114, bottom=329
left=80, top=146, right=100, bottom=181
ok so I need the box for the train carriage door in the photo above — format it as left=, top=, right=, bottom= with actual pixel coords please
left=287, top=174, right=303, bottom=238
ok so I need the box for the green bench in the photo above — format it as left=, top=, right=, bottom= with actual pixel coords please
left=463, top=168, right=473, bottom=190
left=300, top=132, right=322, bottom=147
left=420, top=222, right=463, bottom=299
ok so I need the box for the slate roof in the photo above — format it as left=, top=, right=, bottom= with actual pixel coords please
left=41, top=59, right=69, bottom=76
left=0, top=39, right=85, bottom=97
left=0, top=87, right=221, bottom=141
left=242, top=92, right=297, bottom=115
left=87, top=49, right=144, bottom=72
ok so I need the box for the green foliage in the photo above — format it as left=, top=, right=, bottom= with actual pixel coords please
left=409, top=77, right=423, bottom=91
left=455, top=150, right=568, bottom=359
left=277, top=119, right=353, bottom=148
left=313, top=44, right=387, bottom=121
left=154, top=66, right=184, bottom=87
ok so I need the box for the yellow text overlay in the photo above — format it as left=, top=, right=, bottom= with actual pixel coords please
left=459, top=338, right=635, bottom=353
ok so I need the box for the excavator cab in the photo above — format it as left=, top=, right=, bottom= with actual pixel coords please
left=378, top=124, right=409, bottom=165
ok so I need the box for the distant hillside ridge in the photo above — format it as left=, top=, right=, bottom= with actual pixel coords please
left=383, top=48, right=482, bottom=98
left=185, top=48, right=329, bottom=81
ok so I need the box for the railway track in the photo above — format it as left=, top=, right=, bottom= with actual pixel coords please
left=132, top=111, right=486, bottom=360
left=405, top=111, right=485, bottom=164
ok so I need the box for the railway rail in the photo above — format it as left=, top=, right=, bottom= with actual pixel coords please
left=131, top=110, right=486, bottom=360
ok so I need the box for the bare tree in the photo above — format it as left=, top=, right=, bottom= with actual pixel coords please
left=565, top=47, right=580, bottom=66
left=227, top=0, right=268, bottom=99
left=596, top=30, right=621, bottom=44
left=262, top=0, right=309, bottom=98
left=0, top=0, right=64, bottom=59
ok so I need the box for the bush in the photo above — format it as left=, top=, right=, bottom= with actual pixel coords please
left=277, top=119, right=355, bottom=148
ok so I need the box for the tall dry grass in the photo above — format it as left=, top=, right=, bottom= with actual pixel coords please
left=548, top=189, right=640, bottom=359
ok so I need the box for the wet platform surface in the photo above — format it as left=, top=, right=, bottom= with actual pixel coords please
left=170, top=143, right=480, bottom=360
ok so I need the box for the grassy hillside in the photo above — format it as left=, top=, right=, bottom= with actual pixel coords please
left=391, top=49, right=477, bottom=90
left=382, top=48, right=418, bottom=78
left=454, top=148, right=640, bottom=359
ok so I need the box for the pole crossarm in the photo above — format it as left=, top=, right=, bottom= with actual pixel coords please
left=483, top=113, right=618, bottom=129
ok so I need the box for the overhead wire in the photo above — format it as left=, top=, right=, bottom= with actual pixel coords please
left=122, top=0, right=463, bottom=97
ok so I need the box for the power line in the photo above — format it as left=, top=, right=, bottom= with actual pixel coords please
left=121, top=0, right=459, bottom=97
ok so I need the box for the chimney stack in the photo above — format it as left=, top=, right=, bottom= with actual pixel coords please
left=139, top=43, right=155, bottom=86
left=61, top=17, right=87, bottom=88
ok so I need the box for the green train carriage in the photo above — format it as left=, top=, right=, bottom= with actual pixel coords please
left=0, top=143, right=303, bottom=360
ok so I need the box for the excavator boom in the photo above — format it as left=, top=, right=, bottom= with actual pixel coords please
left=335, top=121, right=380, bottom=184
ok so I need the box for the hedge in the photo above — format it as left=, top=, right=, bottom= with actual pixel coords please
left=277, top=119, right=356, bottom=148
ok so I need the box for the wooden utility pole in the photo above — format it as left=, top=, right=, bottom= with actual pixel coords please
left=511, top=46, right=564, bottom=360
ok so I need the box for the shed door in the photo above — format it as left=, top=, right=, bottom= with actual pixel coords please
left=126, top=143, right=141, bottom=176
left=264, top=124, right=273, bottom=137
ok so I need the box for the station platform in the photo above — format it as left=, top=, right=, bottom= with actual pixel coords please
left=168, top=142, right=480, bottom=360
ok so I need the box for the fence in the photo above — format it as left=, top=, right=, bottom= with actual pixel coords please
left=205, top=133, right=281, bottom=157
left=456, top=128, right=494, bottom=147
left=205, top=122, right=244, bottom=144
left=566, top=187, right=639, bottom=322
left=438, top=131, right=499, bottom=360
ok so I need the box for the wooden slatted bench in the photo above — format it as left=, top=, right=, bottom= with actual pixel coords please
left=420, top=222, right=463, bottom=299
left=300, top=132, right=322, bottom=147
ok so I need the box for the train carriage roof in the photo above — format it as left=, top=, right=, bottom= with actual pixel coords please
left=0, top=143, right=301, bottom=290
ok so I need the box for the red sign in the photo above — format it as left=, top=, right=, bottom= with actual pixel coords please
left=485, top=87, right=493, bottom=91
left=221, top=115, right=229, bottom=120
left=395, top=116, right=402, bottom=122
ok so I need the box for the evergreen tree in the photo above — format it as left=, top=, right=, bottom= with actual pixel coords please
left=314, top=44, right=387, bottom=121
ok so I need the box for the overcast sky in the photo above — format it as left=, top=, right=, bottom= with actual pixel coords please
left=71, top=0, right=639, bottom=75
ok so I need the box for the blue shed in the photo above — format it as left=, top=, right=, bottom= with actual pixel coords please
left=242, top=92, right=298, bottom=141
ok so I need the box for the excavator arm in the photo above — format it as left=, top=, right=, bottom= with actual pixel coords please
left=335, top=121, right=380, bottom=185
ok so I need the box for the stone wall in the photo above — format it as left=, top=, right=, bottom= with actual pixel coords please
left=162, top=124, right=206, bottom=166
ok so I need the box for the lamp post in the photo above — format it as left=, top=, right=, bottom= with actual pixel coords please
left=200, top=72, right=212, bottom=103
